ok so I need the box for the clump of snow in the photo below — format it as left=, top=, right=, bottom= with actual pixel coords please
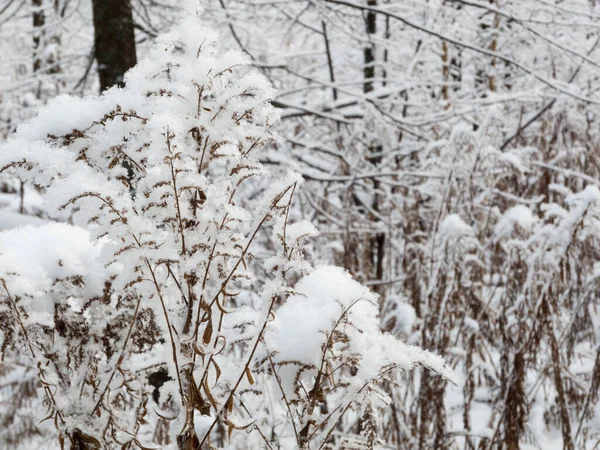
left=439, top=214, right=473, bottom=239
left=567, top=184, right=600, bottom=206
left=284, top=220, right=319, bottom=245
left=265, top=266, right=377, bottom=393
left=493, top=205, right=535, bottom=241
left=265, top=266, right=455, bottom=396
left=0, top=223, right=112, bottom=314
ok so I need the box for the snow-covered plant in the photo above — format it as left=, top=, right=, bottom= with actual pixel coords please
left=0, top=6, right=453, bottom=449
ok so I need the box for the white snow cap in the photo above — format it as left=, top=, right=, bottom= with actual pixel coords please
left=493, top=205, right=535, bottom=241
left=266, top=266, right=456, bottom=396
left=439, top=214, right=474, bottom=239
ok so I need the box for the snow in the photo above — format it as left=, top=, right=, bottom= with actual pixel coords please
left=266, top=266, right=456, bottom=397
left=283, top=220, right=319, bottom=245
left=0, top=223, right=111, bottom=308
left=0, top=211, right=46, bottom=230
left=439, top=214, right=473, bottom=239
left=493, top=204, right=535, bottom=240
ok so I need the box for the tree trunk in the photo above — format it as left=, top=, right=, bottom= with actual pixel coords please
left=363, top=0, right=376, bottom=94
left=91, top=0, right=136, bottom=92
left=364, top=0, right=386, bottom=296
left=32, top=0, right=45, bottom=74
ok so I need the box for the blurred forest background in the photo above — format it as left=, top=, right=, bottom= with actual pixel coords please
left=3, top=0, right=600, bottom=449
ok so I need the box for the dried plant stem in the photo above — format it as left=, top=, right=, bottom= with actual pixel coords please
left=2, top=282, right=65, bottom=427
left=91, top=293, right=144, bottom=416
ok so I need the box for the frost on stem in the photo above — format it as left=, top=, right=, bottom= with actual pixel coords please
left=0, top=10, right=452, bottom=450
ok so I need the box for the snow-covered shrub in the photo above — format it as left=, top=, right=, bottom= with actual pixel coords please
left=0, top=7, right=453, bottom=449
